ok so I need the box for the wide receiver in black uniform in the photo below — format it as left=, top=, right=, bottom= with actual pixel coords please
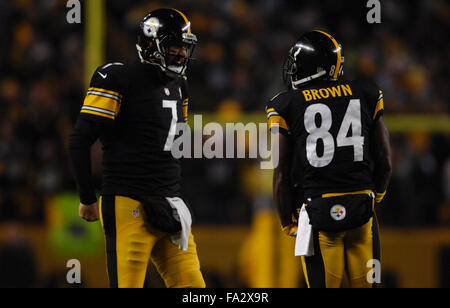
left=69, top=8, right=205, bottom=288
left=267, top=30, right=392, bottom=288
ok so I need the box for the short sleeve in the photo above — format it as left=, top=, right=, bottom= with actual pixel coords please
left=265, top=91, right=291, bottom=136
left=373, top=89, right=384, bottom=121
left=359, top=80, right=384, bottom=122
left=79, top=63, right=126, bottom=123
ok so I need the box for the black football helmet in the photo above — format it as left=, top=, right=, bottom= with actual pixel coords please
left=136, top=8, right=197, bottom=77
left=283, top=30, right=344, bottom=89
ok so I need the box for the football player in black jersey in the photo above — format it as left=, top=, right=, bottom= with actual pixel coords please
left=267, top=30, right=392, bottom=288
left=69, top=8, right=205, bottom=288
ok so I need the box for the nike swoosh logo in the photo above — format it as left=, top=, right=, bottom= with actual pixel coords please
left=98, top=72, right=107, bottom=79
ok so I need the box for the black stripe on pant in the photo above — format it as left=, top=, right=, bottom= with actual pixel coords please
left=304, top=230, right=326, bottom=288
left=372, top=214, right=381, bottom=288
left=101, top=195, right=118, bottom=288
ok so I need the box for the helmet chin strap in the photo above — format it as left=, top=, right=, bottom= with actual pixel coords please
left=291, top=71, right=326, bottom=89
left=136, top=44, right=152, bottom=64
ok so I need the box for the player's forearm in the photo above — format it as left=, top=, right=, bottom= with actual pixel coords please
left=69, top=144, right=97, bottom=204
left=374, top=160, right=392, bottom=194
left=273, top=168, right=295, bottom=227
left=68, top=118, right=100, bottom=204
left=273, top=132, right=296, bottom=226
left=372, top=117, right=392, bottom=194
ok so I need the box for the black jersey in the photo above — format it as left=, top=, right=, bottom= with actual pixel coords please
left=266, top=80, right=384, bottom=198
left=79, top=61, right=189, bottom=197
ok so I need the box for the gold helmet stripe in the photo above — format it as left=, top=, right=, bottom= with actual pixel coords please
left=314, top=30, right=342, bottom=80
left=170, top=8, right=191, bottom=33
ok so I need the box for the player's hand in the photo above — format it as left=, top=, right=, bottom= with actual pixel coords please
left=281, top=213, right=299, bottom=237
left=282, top=224, right=298, bottom=237
left=79, top=202, right=99, bottom=222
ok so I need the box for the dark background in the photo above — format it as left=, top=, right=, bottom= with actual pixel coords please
left=0, top=0, right=448, bottom=287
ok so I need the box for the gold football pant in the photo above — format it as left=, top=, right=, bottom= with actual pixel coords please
left=99, top=195, right=205, bottom=288
left=301, top=216, right=380, bottom=288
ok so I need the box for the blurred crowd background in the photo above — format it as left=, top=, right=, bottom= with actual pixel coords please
left=0, top=0, right=449, bottom=288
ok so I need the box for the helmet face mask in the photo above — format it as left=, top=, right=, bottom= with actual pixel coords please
left=163, top=33, right=197, bottom=73
left=136, top=8, right=197, bottom=78
left=283, top=31, right=344, bottom=89
left=282, top=48, right=297, bottom=87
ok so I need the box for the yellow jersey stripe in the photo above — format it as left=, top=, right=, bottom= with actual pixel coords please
left=170, top=8, right=191, bottom=33
left=83, top=95, right=120, bottom=115
left=88, top=87, right=123, bottom=99
left=322, top=189, right=373, bottom=198
left=268, top=115, right=289, bottom=131
left=314, top=30, right=341, bottom=80
left=80, top=109, right=115, bottom=120
left=375, top=191, right=386, bottom=203
left=373, top=97, right=384, bottom=120
left=266, top=108, right=275, bottom=113
left=182, top=98, right=188, bottom=123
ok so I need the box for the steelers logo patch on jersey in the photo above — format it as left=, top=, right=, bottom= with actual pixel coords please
left=330, top=205, right=346, bottom=221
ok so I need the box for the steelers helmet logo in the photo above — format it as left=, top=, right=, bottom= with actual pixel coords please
left=330, top=205, right=346, bottom=221
left=143, top=17, right=160, bottom=37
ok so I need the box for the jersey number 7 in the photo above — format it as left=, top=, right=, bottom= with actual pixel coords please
left=163, top=100, right=178, bottom=151
left=304, top=99, right=364, bottom=168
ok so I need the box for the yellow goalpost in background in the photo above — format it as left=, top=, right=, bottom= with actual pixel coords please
left=84, top=0, right=105, bottom=89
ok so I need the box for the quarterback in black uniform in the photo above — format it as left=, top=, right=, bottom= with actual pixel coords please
left=267, top=30, right=392, bottom=288
left=69, top=8, right=205, bottom=288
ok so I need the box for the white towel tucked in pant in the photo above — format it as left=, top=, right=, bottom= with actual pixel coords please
left=165, top=197, right=192, bottom=251
left=295, top=204, right=315, bottom=257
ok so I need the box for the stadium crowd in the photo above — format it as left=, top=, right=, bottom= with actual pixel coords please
left=0, top=0, right=448, bottom=228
